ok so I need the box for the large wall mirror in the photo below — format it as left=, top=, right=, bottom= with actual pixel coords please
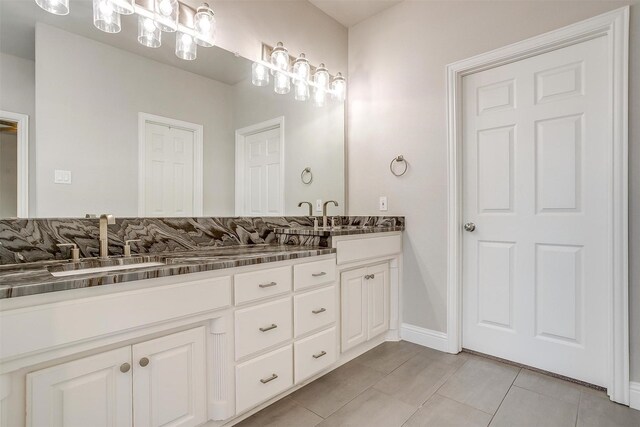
left=0, top=0, right=345, bottom=218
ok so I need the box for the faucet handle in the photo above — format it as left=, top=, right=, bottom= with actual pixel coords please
left=124, top=239, right=141, bottom=257
left=57, top=243, right=80, bottom=262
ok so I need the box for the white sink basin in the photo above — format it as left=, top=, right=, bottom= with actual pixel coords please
left=50, top=262, right=165, bottom=278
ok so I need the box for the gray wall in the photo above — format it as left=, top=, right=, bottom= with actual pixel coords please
left=35, top=24, right=235, bottom=217
left=0, top=52, right=35, bottom=215
left=347, top=0, right=640, bottom=381
left=232, top=78, right=345, bottom=215
left=0, top=133, right=17, bottom=217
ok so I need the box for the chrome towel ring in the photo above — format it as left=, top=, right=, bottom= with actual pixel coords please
left=390, top=155, right=408, bottom=177
left=301, top=167, right=313, bottom=184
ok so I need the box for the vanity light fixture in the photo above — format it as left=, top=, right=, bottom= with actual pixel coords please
left=35, top=0, right=69, bottom=15
left=35, top=0, right=218, bottom=61
left=252, top=42, right=346, bottom=106
left=93, top=0, right=121, bottom=33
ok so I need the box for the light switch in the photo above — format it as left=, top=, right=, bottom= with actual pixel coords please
left=316, top=199, right=323, bottom=212
left=54, top=170, right=72, bottom=184
left=379, top=196, right=388, bottom=211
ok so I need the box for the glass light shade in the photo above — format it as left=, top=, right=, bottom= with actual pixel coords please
left=294, top=82, right=310, bottom=102
left=292, top=54, right=311, bottom=82
left=138, top=16, right=161, bottom=48
left=110, top=0, right=135, bottom=14
left=313, top=63, right=330, bottom=91
left=274, top=71, right=291, bottom=95
left=270, top=42, right=289, bottom=75
left=93, top=0, right=121, bottom=33
left=194, top=4, right=215, bottom=47
left=35, top=0, right=69, bottom=15
left=331, top=72, right=346, bottom=102
left=154, top=0, right=178, bottom=32
left=252, top=63, right=270, bottom=87
left=313, top=87, right=326, bottom=107
left=175, top=31, right=197, bottom=60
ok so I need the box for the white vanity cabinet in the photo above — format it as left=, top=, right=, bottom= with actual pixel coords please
left=340, top=263, right=390, bottom=352
left=27, top=327, right=207, bottom=427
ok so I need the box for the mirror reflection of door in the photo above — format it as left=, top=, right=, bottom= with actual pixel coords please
left=139, top=113, right=203, bottom=217
left=0, top=111, right=28, bottom=218
left=0, top=119, right=18, bottom=217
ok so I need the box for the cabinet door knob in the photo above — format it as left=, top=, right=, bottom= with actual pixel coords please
left=370, top=274, right=375, bottom=279
left=259, top=323, right=278, bottom=332
left=139, top=357, right=150, bottom=367
left=120, top=362, right=131, bottom=373
left=260, top=373, right=278, bottom=384
left=312, top=308, right=326, bottom=314
left=312, top=350, right=327, bottom=359
left=259, top=282, right=277, bottom=288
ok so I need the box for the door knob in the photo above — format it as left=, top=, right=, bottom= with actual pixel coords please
left=463, top=222, right=476, bottom=232
left=139, top=357, right=150, bottom=367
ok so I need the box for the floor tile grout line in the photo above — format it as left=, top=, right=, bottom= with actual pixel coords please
left=486, top=367, right=522, bottom=426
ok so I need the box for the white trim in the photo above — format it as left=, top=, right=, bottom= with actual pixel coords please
left=445, top=7, right=629, bottom=404
left=234, top=116, right=286, bottom=216
left=0, top=110, right=29, bottom=217
left=630, top=382, right=640, bottom=410
left=138, top=113, right=204, bottom=217
left=400, top=323, right=448, bottom=353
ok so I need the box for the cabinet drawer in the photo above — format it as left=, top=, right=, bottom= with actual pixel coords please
left=235, top=297, right=292, bottom=360
left=294, top=285, right=336, bottom=337
left=294, top=258, right=336, bottom=291
left=234, top=266, right=292, bottom=305
left=294, top=328, right=337, bottom=383
left=236, top=345, right=293, bottom=414
left=336, top=234, right=401, bottom=265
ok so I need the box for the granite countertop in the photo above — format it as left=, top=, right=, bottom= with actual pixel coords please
left=0, top=244, right=335, bottom=299
left=274, top=225, right=405, bottom=237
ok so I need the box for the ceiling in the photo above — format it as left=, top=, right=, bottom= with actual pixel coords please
left=0, top=0, right=250, bottom=85
left=308, top=0, right=403, bottom=27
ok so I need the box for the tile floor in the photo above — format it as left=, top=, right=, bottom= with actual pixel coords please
left=236, top=341, right=640, bottom=427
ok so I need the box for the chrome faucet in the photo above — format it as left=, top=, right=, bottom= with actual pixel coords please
left=99, top=214, right=115, bottom=259
left=298, top=201, right=313, bottom=216
left=322, top=200, right=339, bottom=228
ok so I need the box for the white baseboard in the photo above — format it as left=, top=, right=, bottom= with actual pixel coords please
left=400, top=323, right=449, bottom=353
left=630, top=382, right=640, bottom=410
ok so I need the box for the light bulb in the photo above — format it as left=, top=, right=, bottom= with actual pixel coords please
left=274, top=71, right=291, bottom=95
left=138, top=16, right=161, bottom=48
left=93, top=0, right=121, bottom=33
left=194, top=3, right=216, bottom=47
left=252, top=62, right=270, bottom=87
left=293, top=54, right=311, bottom=82
left=294, top=82, right=310, bottom=101
left=313, top=63, right=330, bottom=91
left=331, top=72, right=346, bottom=102
left=270, top=42, right=289, bottom=75
left=154, top=0, right=178, bottom=32
left=99, top=0, right=114, bottom=16
left=35, top=0, right=69, bottom=15
left=159, top=0, right=173, bottom=15
left=175, top=31, right=197, bottom=60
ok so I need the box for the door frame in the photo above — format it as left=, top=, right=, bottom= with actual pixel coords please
left=0, top=110, right=29, bottom=217
left=138, top=112, right=204, bottom=217
left=234, top=116, right=285, bottom=216
left=446, top=7, right=629, bottom=403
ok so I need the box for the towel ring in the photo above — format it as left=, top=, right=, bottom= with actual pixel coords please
left=390, top=155, right=408, bottom=177
left=301, top=167, right=313, bottom=184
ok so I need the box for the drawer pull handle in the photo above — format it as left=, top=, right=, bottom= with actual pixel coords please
left=312, top=272, right=327, bottom=277
left=364, top=274, right=376, bottom=280
left=259, top=324, right=278, bottom=332
left=312, top=308, right=327, bottom=314
left=259, top=282, right=277, bottom=288
left=312, top=351, right=327, bottom=359
left=260, top=373, right=278, bottom=384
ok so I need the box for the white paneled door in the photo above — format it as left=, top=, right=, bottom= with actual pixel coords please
left=144, top=122, right=195, bottom=216
left=462, top=36, right=610, bottom=386
left=242, top=127, right=282, bottom=216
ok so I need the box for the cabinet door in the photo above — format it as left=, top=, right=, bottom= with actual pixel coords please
left=133, top=327, right=207, bottom=427
left=27, top=347, right=132, bottom=427
left=367, top=263, right=390, bottom=339
left=340, top=267, right=368, bottom=352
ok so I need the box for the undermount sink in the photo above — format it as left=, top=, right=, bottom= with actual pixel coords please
left=49, top=262, right=165, bottom=278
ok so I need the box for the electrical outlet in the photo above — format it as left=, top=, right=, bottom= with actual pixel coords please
left=54, top=170, right=72, bottom=184
left=379, top=196, right=388, bottom=211
left=316, top=199, right=323, bottom=212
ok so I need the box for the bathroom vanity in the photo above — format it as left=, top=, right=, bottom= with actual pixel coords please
left=0, top=222, right=403, bottom=427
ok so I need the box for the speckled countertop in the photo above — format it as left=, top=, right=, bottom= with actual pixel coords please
left=274, top=225, right=405, bottom=237
left=0, top=245, right=335, bottom=299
